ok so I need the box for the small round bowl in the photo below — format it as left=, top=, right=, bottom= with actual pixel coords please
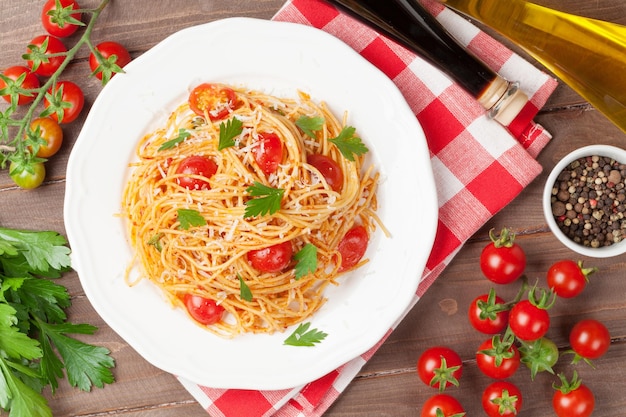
left=543, top=144, right=626, bottom=258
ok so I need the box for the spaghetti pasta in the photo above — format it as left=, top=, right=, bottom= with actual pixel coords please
left=122, top=83, right=381, bottom=337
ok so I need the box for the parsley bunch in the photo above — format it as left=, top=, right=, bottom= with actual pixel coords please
left=0, top=227, right=115, bottom=417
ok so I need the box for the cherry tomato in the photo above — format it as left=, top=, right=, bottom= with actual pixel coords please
left=553, top=373, right=595, bottom=417
left=569, top=319, right=610, bottom=360
left=26, top=117, right=63, bottom=158
left=174, top=155, right=218, bottom=190
left=421, top=394, right=465, bottom=417
left=25, top=35, right=67, bottom=77
left=41, top=0, right=82, bottom=38
left=183, top=294, right=224, bottom=325
left=308, top=153, right=343, bottom=192
left=9, top=161, right=46, bottom=190
left=482, top=381, right=522, bottom=417
left=246, top=241, right=293, bottom=273
left=476, top=338, right=520, bottom=379
left=89, top=41, right=132, bottom=82
left=519, top=337, right=559, bottom=378
left=253, top=132, right=283, bottom=175
left=417, top=346, right=463, bottom=392
left=337, top=225, right=368, bottom=271
left=188, top=83, right=238, bottom=121
left=468, top=290, right=509, bottom=334
left=43, top=80, right=84, bottom=123
left=479, top=228, right=526, bottom=284
left=509, top=299, right=550, bottom=341
left=547, top=260, right=596, bottom=298
left=0, top=66, right=40, bottom=105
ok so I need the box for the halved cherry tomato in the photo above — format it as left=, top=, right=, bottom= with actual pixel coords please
left=43, top=80, right=84, bottom=123
left=89, top=41, right=132, bottom=82
left=188, top=83, right=237, bottom=121
left=25, top=35, right=67, bottom=77
left=174, top=155, right=218, bottom=190
left=247, top=241, right=293, bottom=273
left=308, top=153, right=343, bottom=192
left=26, top=117, right=63, bottom=158
left=482, top=381, right=522, bottom=417
left=0, top=66, right=40, bottom=105
left=337, top=225, right=368, bottom=271
left=183, top=294, right=224, bottom=325
left=253, top=132, right=283, bottom=175
left=421, top=394, right=465, bottom=417
left=417, top=346, right=463, bottom=392
left=41, top=0, right=82, bottom=38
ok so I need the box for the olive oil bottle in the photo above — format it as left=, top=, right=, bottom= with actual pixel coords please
left=440, top=0, right=626, bottom=133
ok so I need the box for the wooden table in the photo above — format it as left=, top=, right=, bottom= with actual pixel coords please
left=2, top=1, right=625, bottom=415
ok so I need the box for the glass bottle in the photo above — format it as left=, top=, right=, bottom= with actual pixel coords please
left=439, top=0, right=626, bottom=133
left=326, top=0, right=528, bottom=125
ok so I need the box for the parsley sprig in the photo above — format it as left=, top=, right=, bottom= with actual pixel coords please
left=296, top=115, right=368, bottom=161
left=283, top=322, right=328, bottom=346
left=0, top=227, right=115, bottom=417
left=244, top=182, right=284, bottom=218
left=0, top=0, right=113, bottom=172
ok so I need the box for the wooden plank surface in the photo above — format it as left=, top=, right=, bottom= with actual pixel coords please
left=1, top=1, right=626, bottom=416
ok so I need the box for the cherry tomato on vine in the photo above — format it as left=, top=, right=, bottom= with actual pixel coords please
left=547, top=260, right=597, bottom=298
left=482, top=381, right=522, bottom=417
left=26, top=117, right=63, bottom=158
left=25, top=35, right=67, bottom=77
left=183, top=294, right=224, bottom=325
left=174, top=155, right=218, bottom=190
left=479, top=228, right=526, bottom=284
left=89, top=41, right=132, bottom=83
left=41, top=0, right=82, bottom=38
left=43, top=80, right=84, bottom=123
left=553, top=372, right=595, bottom=417
left=247, top=241, right=293, bottom=273
left=253, top=132, right=283, bottom=175
left=337, top=225, right=369, bottom=271
left=421, top=394, right=465, bottom=417
left=519, top=337, right=559, bottom=379
left=476, top=337, right=520, bottom=379
left=569, top=319, right=610, bottom=361
left=468, top=290, right=509, bottom=334
left=9, top=161, right=46, bottom=190
left=188, top=83, right=238, bottom=121
left=308, top=153, right=343, bottom=192
left=509, top=299, right=550, bottom=341
left=0, top=66, right=40, bottom=105
left=417, top=346, right=463, bottom=392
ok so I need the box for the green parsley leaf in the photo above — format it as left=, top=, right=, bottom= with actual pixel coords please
left=176, top=209, right=206, bottom=230
left=296, top=115, right=324, bottom=138
left=293, top=243, right=318, bottom=279
left=328, top=126, right=368, bottom=161
left=0, top=227, right=71, bottom=274
left=283, top=322, right=327, bottom=347
left=244, top=182, right=284, bottom=218
left=218, top=117, right=243, bottom=150
left=238, top=274, right=253, bottom=302
left=158, top=129, right=191, bottom=151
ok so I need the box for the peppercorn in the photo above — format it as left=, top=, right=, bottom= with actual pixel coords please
left=550, top=155, right=626, bottom=248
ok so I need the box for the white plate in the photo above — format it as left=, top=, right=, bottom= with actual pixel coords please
left=64, top=17, right=437, bottom=390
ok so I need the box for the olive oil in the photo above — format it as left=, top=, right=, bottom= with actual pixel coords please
left=326, top=0, right=528, bottom=125
left=440, top=0, right=626, bottom=133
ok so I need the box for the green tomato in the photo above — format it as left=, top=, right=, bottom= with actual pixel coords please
left=519, top=336, right=559, bottom=379
left=9, top=161, right=46, bottom=189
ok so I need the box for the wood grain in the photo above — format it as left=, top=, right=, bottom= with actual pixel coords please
left=1, top=1, right=626, bottom=416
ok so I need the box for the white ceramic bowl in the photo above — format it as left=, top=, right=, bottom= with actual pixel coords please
left=543, top=144, right=626, bottom=258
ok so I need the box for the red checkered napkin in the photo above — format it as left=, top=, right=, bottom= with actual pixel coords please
left=178, top=0, right=559, bottom=415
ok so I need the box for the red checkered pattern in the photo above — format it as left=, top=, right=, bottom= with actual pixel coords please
left=178, top=0, right=559, bottom=415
